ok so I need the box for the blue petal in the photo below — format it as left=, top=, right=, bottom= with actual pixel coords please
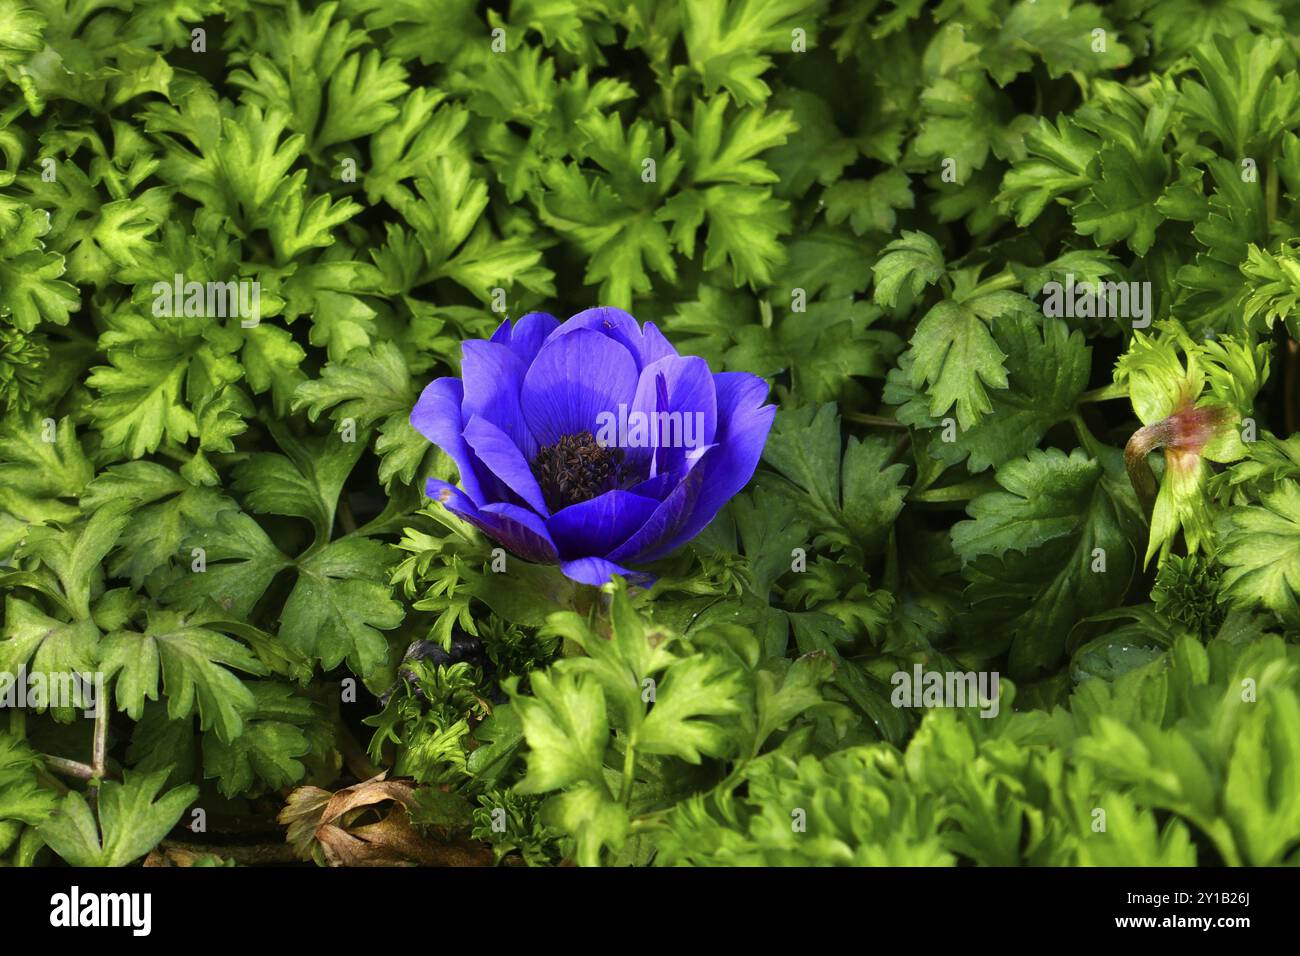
left=559, top=556, right=654, bottom=588
left=608, top=466, right=706, bottom=565
left=624, top=355, right=717, bottom=476
left=460, top=340, right=534, bottom=458
left=626, top=372, right=774, bottom=562
left=545, top=308, right=680, bottom=371
left=545, top=490, right=659, bottom=560
left=491, top=312, right=560, bottom=365
left=640, top=321, right=678, bottom=368
left=463, top=415, right=551, bottom=516
left=411, top=378, right=487, bottom=505
left=478, top=503, right=560, bottom=563
left=427, top=479, right=558, bottom=564
left=522, top=327, right=640, bottom=448
left=628, top=468, right=679, bottom=501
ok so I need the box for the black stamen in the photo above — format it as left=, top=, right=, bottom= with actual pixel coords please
left=531, top=431, right=626, bottom=511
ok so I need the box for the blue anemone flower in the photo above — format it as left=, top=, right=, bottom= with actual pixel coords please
left=410, top=307, right=776, bottom=586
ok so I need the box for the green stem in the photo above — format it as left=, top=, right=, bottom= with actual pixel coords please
left=619, top=737, right=637, bottom=807
left=1286, top=339, right=1298, bottom=437
left=1070, top=412, right=1107, bottom=460
left=630, top=808, right=673, bottom=832
left=968, top=270, right=1021, bottom=297
left=1266, top=158, right=1279, bottom=229
left=9, top=708, right=24, bottom=739
left=337, top=493, right=358, bottom=535
left=91, top=701, right=108, bottom=781
left=843, top=412, right=907, bottom=429
left=1077, top=382, right=1129, bottom=404
left=907, top=477, right=995, bottom=503
left=42, top=755, right=96, bottom=781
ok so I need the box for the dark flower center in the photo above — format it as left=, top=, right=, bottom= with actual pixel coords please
left=531, top=430, right=626, bottom=511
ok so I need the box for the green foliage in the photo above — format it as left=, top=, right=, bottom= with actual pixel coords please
left=952, top=447, right=1142, bottom=676
left=1, top=0, right=1298, bottom=870
left=38, top=771, right=198, bottom=868
left=656, top=634, right=1300, bottom=866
